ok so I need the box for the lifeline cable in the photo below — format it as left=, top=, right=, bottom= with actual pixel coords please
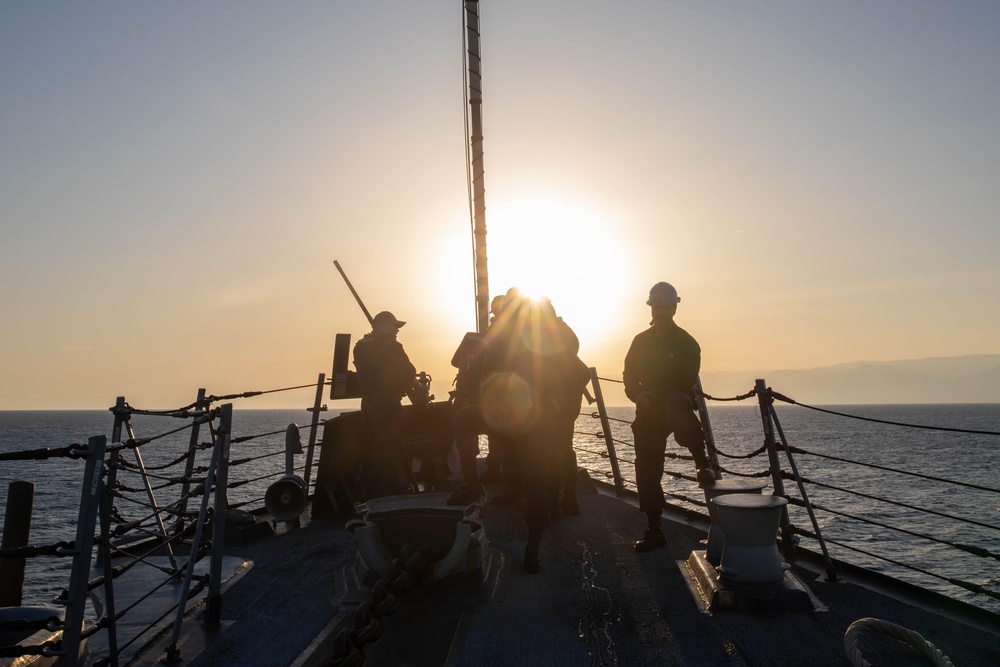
left=786, top=472, right=1000, bottom=532
left=788, top=497, right=1000, bottom=561
left=769, top=391, right=1000, bottom=436
left=783, top=443, right=1000, bottom=494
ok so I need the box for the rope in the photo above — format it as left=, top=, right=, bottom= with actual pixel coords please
left=788, top=497, right=1000, bottom=561
left=207, top=381, right=319, bottom=402
left=787, top=472, right=1000, bottom=533
left=713, top=443, right=767, bottom=459
left=110, top=381, right=321, bottom=417
left=665, top=491, right=707, bottom=507
left=769, top=392, right=1000, bottom=436
left=0, top=443, right=88, bottom=461
left=573, top=445, right=611, bottom=458
left=697, top=388, right=757, bottom=402
left=786, top=444, right=1000, bottom=494
left=232, top=428, right=288, bottom=444
left=588, top=411, right=632, bottom=425
left=844, top=617, right=953, bottom=667
left=716, top=465, right=772, bottom=479
left=230, top=450, right=285, bottom=466
left=814, top=535, right=1000, bottom=600
left=0, top=541, right=74, bottom=558
left=229, top=496, right=265, bottom=510
left=110, top=401, right=203, bottom=417
left=108, top=421, right=196, bottom=453
left=0, top=615, right=61, bottom=632
left=228, top=471, right=282, bottom=487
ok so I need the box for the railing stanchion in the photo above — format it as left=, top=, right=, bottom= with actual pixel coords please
left=165, top=406, right=226, bottom=662
left=590, top=368, right=625, bottom=496
left=206, top=403, right=233, bottom=629
left=755, top=379, right=795, bottom=561
left=303, top=373, right=327, bottom=494
left=768, top=405, right=839, bottom=581
left=62, top=435, right=107, bottom=667
left=694, top=377, right=721, bottom=477
left=97, top=466, right=120, bottom=667
left=177, top=388, right=209, bottom=532
left=124, top=420, right=177, bottom=570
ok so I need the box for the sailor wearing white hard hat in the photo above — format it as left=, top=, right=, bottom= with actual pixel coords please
left=623, top=281, right=716, bottom=553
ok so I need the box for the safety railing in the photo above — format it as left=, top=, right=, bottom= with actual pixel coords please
left=576, top=371, right=1000, bottom=614
left=0, top=374, right=335, bottom=666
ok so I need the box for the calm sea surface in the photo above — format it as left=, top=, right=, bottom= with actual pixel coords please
left=2, top=404, right=998, bottom=615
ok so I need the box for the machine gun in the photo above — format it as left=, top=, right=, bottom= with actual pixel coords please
left=332, top=260, right=433, bottom=407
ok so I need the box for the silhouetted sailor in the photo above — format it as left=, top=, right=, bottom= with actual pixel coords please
left=536, top=298, right=589, bottom=519
left=446, top=291, right=525, bottom=507
left=624, top=282, right=715, bottom=553
left=353, top=310, right=416, bottom=499
left=446, top=289, right=562, bottom=573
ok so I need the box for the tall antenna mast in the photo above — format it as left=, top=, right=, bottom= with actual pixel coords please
left=465, top=1, right=490, bottom=333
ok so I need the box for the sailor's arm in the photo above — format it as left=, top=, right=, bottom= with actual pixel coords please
left=622, top=336, right=644, bottom=404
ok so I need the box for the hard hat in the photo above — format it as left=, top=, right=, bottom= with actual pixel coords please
left=646, top=282, right=680, bottom=306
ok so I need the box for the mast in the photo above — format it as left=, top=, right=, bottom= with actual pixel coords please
left=465, top=1, right=490, bottom=333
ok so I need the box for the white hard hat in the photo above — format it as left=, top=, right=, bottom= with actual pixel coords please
left=646, top=282, right=680, bottom=306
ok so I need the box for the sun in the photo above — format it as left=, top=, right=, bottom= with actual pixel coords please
left=483, top=191, right=630, bottom=345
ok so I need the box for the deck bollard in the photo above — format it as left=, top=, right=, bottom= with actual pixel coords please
left=0, top=480, right=35, bottom=607
left=713, top=494, right=790, bottom=584
left=701, top=479, right=767, bottom=565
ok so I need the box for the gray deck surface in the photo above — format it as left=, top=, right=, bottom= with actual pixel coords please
left=129, top=481, right=1000, bottom=667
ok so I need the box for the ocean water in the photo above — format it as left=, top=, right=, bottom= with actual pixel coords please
left=1, top=403, right=998, bottom=616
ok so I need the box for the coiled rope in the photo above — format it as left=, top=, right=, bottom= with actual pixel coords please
left=843, top=617, right=953, bottom=667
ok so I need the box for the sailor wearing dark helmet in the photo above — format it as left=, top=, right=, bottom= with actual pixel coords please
left=623, top=282, right=716, bottom=553
left=353, top=310, right=417, bottom=499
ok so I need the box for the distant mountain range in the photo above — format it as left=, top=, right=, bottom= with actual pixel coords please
left=700, top=354, right=1000, bottom=405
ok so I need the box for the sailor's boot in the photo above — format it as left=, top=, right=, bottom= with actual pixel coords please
left=561, top=477, right=580, bottom=516
left=634, top=512, right=666, bottom=552
left=446, top=466, right=485, bottom=505
left=691, top=447, right=717, bottom=487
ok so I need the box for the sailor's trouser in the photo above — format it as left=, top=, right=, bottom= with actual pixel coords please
left=631, top=392, right=706, bottom=515
left=453, top=404, right=517, bottom=483
left=453, top=402, right=555, bottom=532
left=553, top=397, right=582, bottom=497
left=360, top=398, right=407, bottom=499
left=453, top=404, right=487, bottom=475
left=518, top=410, right=556, bottom=535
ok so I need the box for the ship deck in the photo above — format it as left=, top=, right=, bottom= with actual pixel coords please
left=125, top=478, right=999, bottom=667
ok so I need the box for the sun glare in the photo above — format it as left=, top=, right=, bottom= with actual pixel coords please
left=485, top=192, right=629, bottom=344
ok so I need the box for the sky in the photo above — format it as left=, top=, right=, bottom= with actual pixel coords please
left=2, top=1, right=998, bottom=410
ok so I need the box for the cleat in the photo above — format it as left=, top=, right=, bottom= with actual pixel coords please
left=634, top=528, right=666, bottom=553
